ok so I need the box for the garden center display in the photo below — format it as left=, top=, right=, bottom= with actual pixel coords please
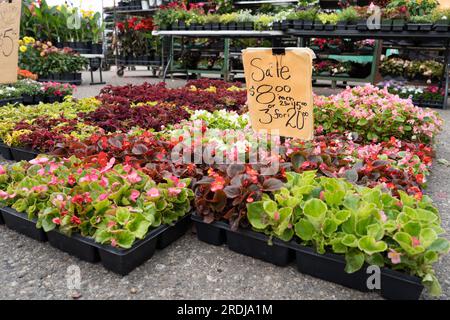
left=1, top=0, right=450, bottom=303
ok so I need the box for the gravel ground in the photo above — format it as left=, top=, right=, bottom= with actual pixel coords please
left=0, top=70, right=449, bottom=300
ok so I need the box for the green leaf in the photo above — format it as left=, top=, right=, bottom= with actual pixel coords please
left=345, top=249, right=365, bottom=273
left=247, top=201, right=269, bottom=230
left=427, top=238, right=450, bottom=253
left=95, top=229, right=112, bottom=244
left=116, top=207, right=131, bottom=225
left=365, top=252, right=385, bottom=267
left=358, top=236, right=387, bottom=255
left=420, top=228, right=437, bottom=248
left=41, top=215, right=56, bottom=232
left=341, top=234, right=358, bottom=247
left=294, top=219, right=315, bottom=241
left=321, top=218, right=338, bottom=237
left=115, top=230, right=136, bottom=249
left=402, top=221, right=421, bottom=237
left=127, top=215, right=151, bottom=239
left=366, top=223, right=384, bottom=241
left=263, top=200, right=277, bottom=215
left=303, top=198, right=327, bottom=228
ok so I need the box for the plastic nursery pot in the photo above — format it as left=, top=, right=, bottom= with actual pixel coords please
left=392, top=19, right=405, bottom=31
left=313, top=21, right=324, bottom=30
left=380, top=268, right=423, bottom=300
left=10, top=146, right=39, bottom=162
left=178, top=21, right=187, bottom=30
left=0, top=207, right=47, bottom=242
left=272, top=22, right=282, bottom=31
left=434, top=20, right=449, bottom=32
left=406, top=23, right=420, bottom=31
left=227, top=22, right=237, bottom=31
left=282, top=20, right=294, bottom=30
left=336, top=21, right=347, bottom=30
left=97, top=226, right=164, bottom=276
left=22, top=94, right=34, bottom=105
left=419, top=24, right=433, bottom=31
left=212, top=23, right=220, bottom=31
left=45, top=96, right=59, bottom=104
left=244, top=22, right=254, bottom=30
left=220, top=23, right=228, bottom=30
left=324, top=23, right=335, bottom=31
left=289, top=242, right=373, bottom=292
left=157, top=213, right=192, bottom=249
left=225, top=228, right=293, bottom=267
left=381, top=19, right=392, bottom=31
left=0, top=141, right=13, bottom=161
left=47, top=230, right=100, bottom=263
left=0, top=210, right=4, bottom=225
left=91, top=43, right=103, bottom=54
left=293, top=20, right=303, bottom=30
left=356, top=20, right=368, bottom=31
left=192, top=215, right=227, bottom=246
left=171, top=23, right=179, bottom=30
left=346, top=23, right=357, bottom=30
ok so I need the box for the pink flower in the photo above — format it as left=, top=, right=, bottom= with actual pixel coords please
left=29, top=157, right=49, bottom=165
left=99, top=193, right=109, bottom=201
left=31, top=185, right=48, bottom=193
left=274, top=211, right=280, bottom=221
left=52, top=218, right=61, bottom=225
left=177, top=181, right=186, bottom=188
left=37, top=167, right=46, bottom=176
left=130, top=190, right=140, bottom=202
left=168, top=187, right=181, bottom=197
left=107, top=220, right=116, bottom=228
left=80, top=172, right=99, bottom=183
left=411, top=236, right=421, bottom=247
left=0, top=190, right=10, bottom=199
left=99, top=176, right=109, bottom=188
left=126, top=171, right=142, bottom=184
left=111, top=238, right=117, bottom=247
left=100, top=157, right=116, bottom=173
left=388, top=249, right=402, bottom=264
left=0, top=165, right=6, bottom=175
left=147, top=188, right=160, bottom=198
left=379, top=210, right=387, bottom=222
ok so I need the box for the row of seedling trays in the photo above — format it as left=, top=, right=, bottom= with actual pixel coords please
left=192, top=216, right=424, bottom=300
left=0, top=141, right=39, bottom=162
left=0, top=94, right=71, bottom=108
left=0, top=207, right=192, bottom=275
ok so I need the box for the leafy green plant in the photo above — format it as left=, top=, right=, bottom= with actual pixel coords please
left=254, top=14, right=275, bottom=30
left=317, top=13, right=339, bottom=25
left=337, top=7, right=360, bottom=23
left=247, top=171, right=449, bottom=296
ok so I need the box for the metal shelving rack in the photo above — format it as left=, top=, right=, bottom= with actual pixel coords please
left=105, top=1, right=164, bottom=77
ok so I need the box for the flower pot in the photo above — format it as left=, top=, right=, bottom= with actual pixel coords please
left=380, top=268, right=423, bottom=300
left=356, top=19, right=368, bottom=31
left=227, top=22, right=237, bottom=30
left=192, top=215, right=227, bottom=246
left=0, top=141, right=13, bottom=160
left=290, top=242, right=373, bottom=292
left=10, top=146, right=39, bottom=162
left=282, top=20, right=294, bottom=30
left=0, top=97, right=22, bottom=107
left=336, top=21, right=347, bottom=30
left=47, top=230, right=100, bottom=263
left=171, top=23, right=179, bottom=30
left=244, top=22, right=253, bottom=30
left=293, top=20, right=303, bottom=30
left=22, top=94, right=34, bottom=105
left=392, top=19, right=405, bottom=31
left=406, top=23, right=419, bottom=31
left=156, top=214, right=192, bottom=249
left=419, top=23, right=432, bottom=31
left=33, top=95, right=43, bottom=104
left=346, top=23, right=357, bottom=30
left=328, top=45, right=341, bottom=54
left=434, top=20, right=449, bottom=32
left=220, top=23, right=228, bottom=30
left=272, top=21, right=282, bottom=31
left=212, top=23, right=220, bottom=31
left=0, top=207, right=47, bottom=242
left=324, top=23, right=335, bottom=31
left=45, top=95, right=59, bottom=103
left=314, top=21, right=324, bottom=30
left=381, top=19, right=392, bottom=31
left=91, top=43, right=103, bottom=54
left=204, top=23, right=212, bottom=30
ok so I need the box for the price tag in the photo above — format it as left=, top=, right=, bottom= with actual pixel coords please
left=0, top=0, right=21, bottom=84
left=242, top=47, right=315, bottom=140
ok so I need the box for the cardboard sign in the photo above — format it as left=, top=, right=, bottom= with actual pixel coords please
left=0, top=0, right=21, bottom=84
left=440, top=0, right=450, bottom=9
left=242, top=48, right=315, bottom=140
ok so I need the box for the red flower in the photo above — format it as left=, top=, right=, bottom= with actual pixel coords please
left=71, top=216, right=81, bottom=225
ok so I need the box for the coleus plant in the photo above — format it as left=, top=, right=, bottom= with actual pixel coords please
left=246, top=171, right=450, bottom=296
left=0, top=156, right=193, bottom=249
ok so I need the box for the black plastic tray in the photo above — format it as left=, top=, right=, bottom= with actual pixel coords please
left=0, top=207, right=47, bottom=242
left=192, top=215, right=424, bottom=299
left=10, top=147, right=39, bottom=162
left=0, top=141, right=13, bottom=160
left=192, top=215, right=293, bottom=266
left=0, top=209, right=4, bottom=224
left=0, top=206, right=192, bottom=275
left=47, top=230, right=100, bottom=263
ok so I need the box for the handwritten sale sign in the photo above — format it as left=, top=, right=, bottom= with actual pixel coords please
left=0, top=0, right=21, bottom=84
left=242, top=48, right=315, bottom=140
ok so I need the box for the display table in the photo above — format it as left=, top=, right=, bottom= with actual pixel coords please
left=80, top=54, right=106, bottom=85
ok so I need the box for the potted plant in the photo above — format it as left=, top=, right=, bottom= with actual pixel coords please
left=337, top=7, right=359, bottom=30
left=384, top=6, right=409, bottom=31
left=254, top=14, right=274, bottom=31
left=431, top=8, right=450, bottom=32
left=235, top=10, right=254, bottom=30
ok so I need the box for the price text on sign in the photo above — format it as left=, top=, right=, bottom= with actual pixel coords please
left=0, top=0, right=21, bottom=84
left=242, top=48, right=315, bottom=140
